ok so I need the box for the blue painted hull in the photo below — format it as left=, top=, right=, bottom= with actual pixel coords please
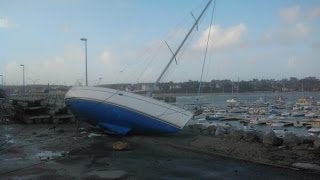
left=65, top=98, right=181, bottom=135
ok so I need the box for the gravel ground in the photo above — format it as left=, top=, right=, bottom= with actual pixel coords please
left=0, top=124, right=319, bottom=179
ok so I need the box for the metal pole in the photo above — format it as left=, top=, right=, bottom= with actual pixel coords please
left=80, top=38, right=88, bottom=86
left=85, top=40, right=88, bottom=86
left=0, top=75, right=3, bottom=87
left=20, top=65, right=25, bottom=95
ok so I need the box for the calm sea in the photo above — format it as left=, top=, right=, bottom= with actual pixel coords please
left=176, top=91, right=320, bottom=108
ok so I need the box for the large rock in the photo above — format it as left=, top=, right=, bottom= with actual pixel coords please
left=180, top=125, right=194, bottom=134
left=314, top=139, right=320, bottom=149
left=243, top=130, right=261, bottom=143
left=215, top=126, right=227, bottom=137
left=206, top=125, right=216, bottom=136
left=301, top=136, right=317, bottom=145
left=263, top=131, right=283, bottom=146
left=283, top=132, right=300, bottom=147
left=193, top=124, right=207, bottom=131
left=227, top=128, right=245, bottom=140
left=292, top=163, right=320, bottom=171
left=180, top=124, right=203, bottom=134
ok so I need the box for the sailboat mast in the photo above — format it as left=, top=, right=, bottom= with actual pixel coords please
left=302, top=83, right=304, bottom=98
left=232, top=81, right=234, bottom=95
left=148, top=0, right=213, bottom=96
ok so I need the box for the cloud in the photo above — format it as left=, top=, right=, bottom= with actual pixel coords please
left=64, top=46, right=83, bottom=61
left=5, top=61, right=19, bottom=75
left=279, top=5, right=320, bottom=23
left=259, top=5, right=320, bottom=46
left=308, top=7, right=320, bottom=20
left=194, top=24, right=247, bottom=50
left=287, top=56, right=299, bottom=69
left=116, top=0, right=130, bottom=8
left=3, top=45, right=86, bottom=85
left=294, top=22, right=311, bottom=37
left=29, top=46, right=84, bottom=84
left=260, top=22, right=311, bottom=45
left=100, top=50, right=116, bottom=65
left=60, top=23, right=72, bottom=33
left=4, top=61, right=24, bottom=85
left=0, top=17, right=15, bottom=28
left=43, top=56, right=65, bottom=69
left=279, top=6, right=300, bottom=22
left=311, top=41, right=320, bottom=49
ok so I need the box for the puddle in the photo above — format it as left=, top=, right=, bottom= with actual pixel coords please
left=85, top=170, right=128, bottom=179
left=88, top=133, right=102, bottom=138
left=4, top=134, right=14, bottom=144
left=2, top=157, right=23, bottom=161
left=36, top=151, right=68, bottom=161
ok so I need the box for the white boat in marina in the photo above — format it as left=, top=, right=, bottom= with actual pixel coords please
left=249, top=117, right=268, bottom=125
left=226, top=97, right=240, bottom=107
left=65, top=0, right=214, bottom=135
left=281, top=112, right=290, bottom=117
left=291, top=111, right=305, bottom=117
left=308, top=128, right=320, bottom=136
left=206, top=113, right=225, bottom=121
left=305, top=112, right=316, bottom=118
left=293, top=121, right=303, bottom=128
left=270, top=123, right=286, bottom=138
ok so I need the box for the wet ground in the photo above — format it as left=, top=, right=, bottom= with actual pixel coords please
left=0, top=124, right=319, bottom=179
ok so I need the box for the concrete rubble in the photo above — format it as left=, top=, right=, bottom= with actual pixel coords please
left=183, top=123, right=320, bottom=171
left=292, top=163, right=320, bottom=171
left=0, top=123, right=320, bottom=179
left=263, top=131, right=283, bottom=146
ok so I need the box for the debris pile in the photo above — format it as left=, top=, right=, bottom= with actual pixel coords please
left=10, top=96, right=74, bottom=124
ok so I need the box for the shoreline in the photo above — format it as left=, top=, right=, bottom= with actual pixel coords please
left=1, top=123, right=319, bottom=179
left=180, top=123, right=320, bottom=171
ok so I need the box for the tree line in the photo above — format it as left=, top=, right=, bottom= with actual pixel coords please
left=157, top=77, right=320, bottom=93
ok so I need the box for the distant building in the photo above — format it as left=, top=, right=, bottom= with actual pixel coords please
left=169, top=84, right=181, bottom=90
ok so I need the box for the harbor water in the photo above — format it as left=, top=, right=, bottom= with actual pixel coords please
left=175, top=91, right=320, bottom=137
left=176, top=91, right=320, bottom=108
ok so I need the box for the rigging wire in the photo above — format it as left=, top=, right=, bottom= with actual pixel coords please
left=135, top=0, right=209, bottom=85
left=161, top=26, right=197, bottom=83
left=202, top=0, right=218, bottom=85
left=160, top=2, right=211, bottom=84
left=197, top=0, right=216, bottom=95
left=169, top=7, right=211, bottom=83
left=204, top=5, right=218, bottom=84
left=135, top=42, right=167, bottom=83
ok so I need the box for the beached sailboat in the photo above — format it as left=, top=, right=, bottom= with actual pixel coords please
left=65, top=0, right=214, bottom=135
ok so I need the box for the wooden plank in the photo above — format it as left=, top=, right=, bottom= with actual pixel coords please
left=28, top=115, right=51, bottom=120
left=52, top=114, right=73, bottom=119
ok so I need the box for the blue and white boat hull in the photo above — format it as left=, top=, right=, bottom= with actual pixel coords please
left=65, top=86, right=192, bottom=135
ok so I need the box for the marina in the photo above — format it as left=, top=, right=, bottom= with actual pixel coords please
left=180, top=91, right=320, bottom=138
left=1, top=0, right=320, bottom=179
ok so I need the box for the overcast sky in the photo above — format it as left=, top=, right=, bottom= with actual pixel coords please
left=1, top=0, right=320, bottom=86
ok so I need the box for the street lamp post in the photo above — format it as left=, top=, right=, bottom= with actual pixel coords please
left=0, top=75, right=3, bottom=88
left=20, top=64, right=25, bottom=95
left=80, top=38, right=88, bottom=86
